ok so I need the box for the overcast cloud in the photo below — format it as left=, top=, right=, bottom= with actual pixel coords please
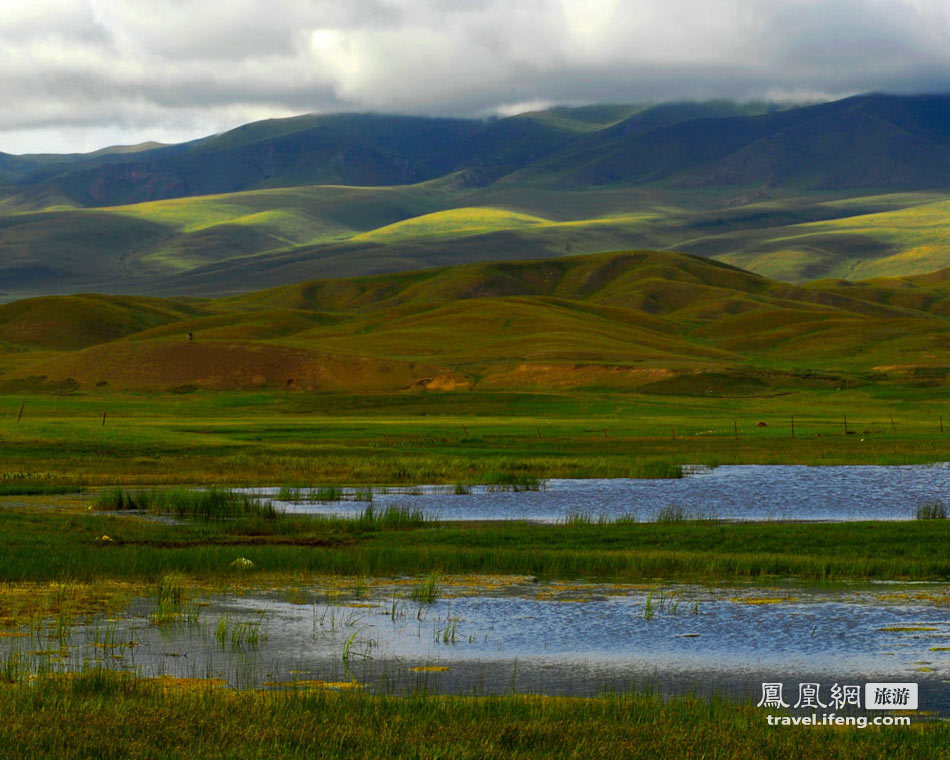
left=2, top=0, right=950, bottom=153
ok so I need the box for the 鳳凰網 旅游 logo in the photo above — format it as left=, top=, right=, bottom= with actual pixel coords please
left=757, top=681, right=918, bottom=727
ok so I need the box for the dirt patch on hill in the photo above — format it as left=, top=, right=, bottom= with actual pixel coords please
left=11, top=340, right=465, bottom=392
left=478, top=363, right=676, bottom=390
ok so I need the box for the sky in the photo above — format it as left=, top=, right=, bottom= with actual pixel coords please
left=2, top=0, right=950, bottom=154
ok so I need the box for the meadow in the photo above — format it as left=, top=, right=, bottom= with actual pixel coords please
left=0, top=674, right=945, bottom=760
left=3, top=500, right=949, bottom=583
left=0, top=385, right=948, bottom=486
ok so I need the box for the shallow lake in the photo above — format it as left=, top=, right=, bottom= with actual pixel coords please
left=10, top=580, right=948, bottom=714
left=248, top=464, right=950, bottom=522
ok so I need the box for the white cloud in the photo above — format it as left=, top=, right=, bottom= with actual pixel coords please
left=0, top=0, right=949, bottom=152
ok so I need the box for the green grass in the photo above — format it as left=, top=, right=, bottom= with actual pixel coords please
left=0, top=672, right=943, bottom=760
left=94, top=487, right=279, bottom=520
left=353, top=206, right=550, bottom=242
left=411, top=572, right=441, bottom=604
left=0, top=385, right=947, bottom=487
left=0, top=507, right=946, bottom=583
left=915, top=501, right=948, bottom=519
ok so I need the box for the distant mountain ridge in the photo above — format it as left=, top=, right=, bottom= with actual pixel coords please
left=4, top=94, right=950, bottom=209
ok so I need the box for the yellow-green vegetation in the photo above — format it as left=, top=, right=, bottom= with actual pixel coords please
left=6, top=179, right=950, bottom=300
left=708, top=192, right=950, bottom=281
left=0, top=673, right=944, bottom=760
left=0, top=251, right=948, bottom=397
left=353, top=206, right=549, bottom=242
left=0, top=382, right=947, bottom=486
left=0, top=386, right=947, bottom=486
left=789, top=197, right=950, bottom=279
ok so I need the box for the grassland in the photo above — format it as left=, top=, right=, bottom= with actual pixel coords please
left=0, top=674, right=944, bottom=760
left=0, top=385, right=948, bottom=486
left=0, top=252, right=945, bottom=490
left=0, top=497, right=947, bottom=583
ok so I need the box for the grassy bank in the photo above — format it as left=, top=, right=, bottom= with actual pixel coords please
left=0, top=388, right=948, bottom=486
left=1, top=507, right=947, bottom=583
left=0, top=673, right=943, bottom=760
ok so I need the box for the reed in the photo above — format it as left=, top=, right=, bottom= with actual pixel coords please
left=915, top=501, right=947, bottom=519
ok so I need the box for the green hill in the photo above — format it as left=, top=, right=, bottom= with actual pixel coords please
left=0, top=251, right=946, bottom=394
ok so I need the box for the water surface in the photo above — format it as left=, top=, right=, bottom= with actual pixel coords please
left=249, top=464, right=950, bottom=522
left=10, top=581, right=948, bottom=713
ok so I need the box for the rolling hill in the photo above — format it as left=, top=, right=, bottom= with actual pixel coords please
left=0, top=251, right=946, bottom=395
left=4, top=95, right=950, bottom=298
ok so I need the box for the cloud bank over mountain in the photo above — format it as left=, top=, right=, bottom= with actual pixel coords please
left=3, top=0, right=950, bottom=152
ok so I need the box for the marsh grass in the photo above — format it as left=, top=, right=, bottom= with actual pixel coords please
left=916, top=501, right=947, bottom=519
left=151, top=573, right=200, bottom=627
left=564, top=512, right=638, bottom=526
left=411, top=574, right=441, bottom=605
left=0, top=672, right=945, bottom=760
left=0, top=484, right=78, bottom=496
left=653, top=505, right=715, bottom=522
left=630, top=460, right=683, bottom=479
left=1, top=508, right=948, bottom=583
left=482, top=473, right=544, bottom=491
left=353, top=505, right=427, bottom=530
left=654, top=504, right=689, bottom=523
left=95, top=488, right=279, bottom=520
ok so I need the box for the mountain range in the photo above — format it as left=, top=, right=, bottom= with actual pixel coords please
left=3, top=93, right=950, bottom=298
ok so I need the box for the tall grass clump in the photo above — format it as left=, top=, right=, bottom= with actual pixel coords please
left=564, top=512, right=638, bottom=526
left=630, top=460, right=683, bottom=479
left=654, top=504, right=688, bottom=523
left=354, top=504, right=427, bottom=530
left=916, top=501, right=947, bottom=519
left=95, top=487, right=145, bottom=510
left=483, top=473, right=544, bottom=491
left=95, top=487, right=280, bottom=520
left=564, top=512, right=596, bottom=526
left=411, top=573, right=441, bottom=604
left=152, top=573, right=194, bottom=626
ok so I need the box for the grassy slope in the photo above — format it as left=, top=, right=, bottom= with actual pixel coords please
left=4, top=181, right=950, bottom=297
left=0, top=250, right=947, bottom=394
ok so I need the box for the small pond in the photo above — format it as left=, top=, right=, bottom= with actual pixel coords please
left=6, top=581, right=948, bottom=714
